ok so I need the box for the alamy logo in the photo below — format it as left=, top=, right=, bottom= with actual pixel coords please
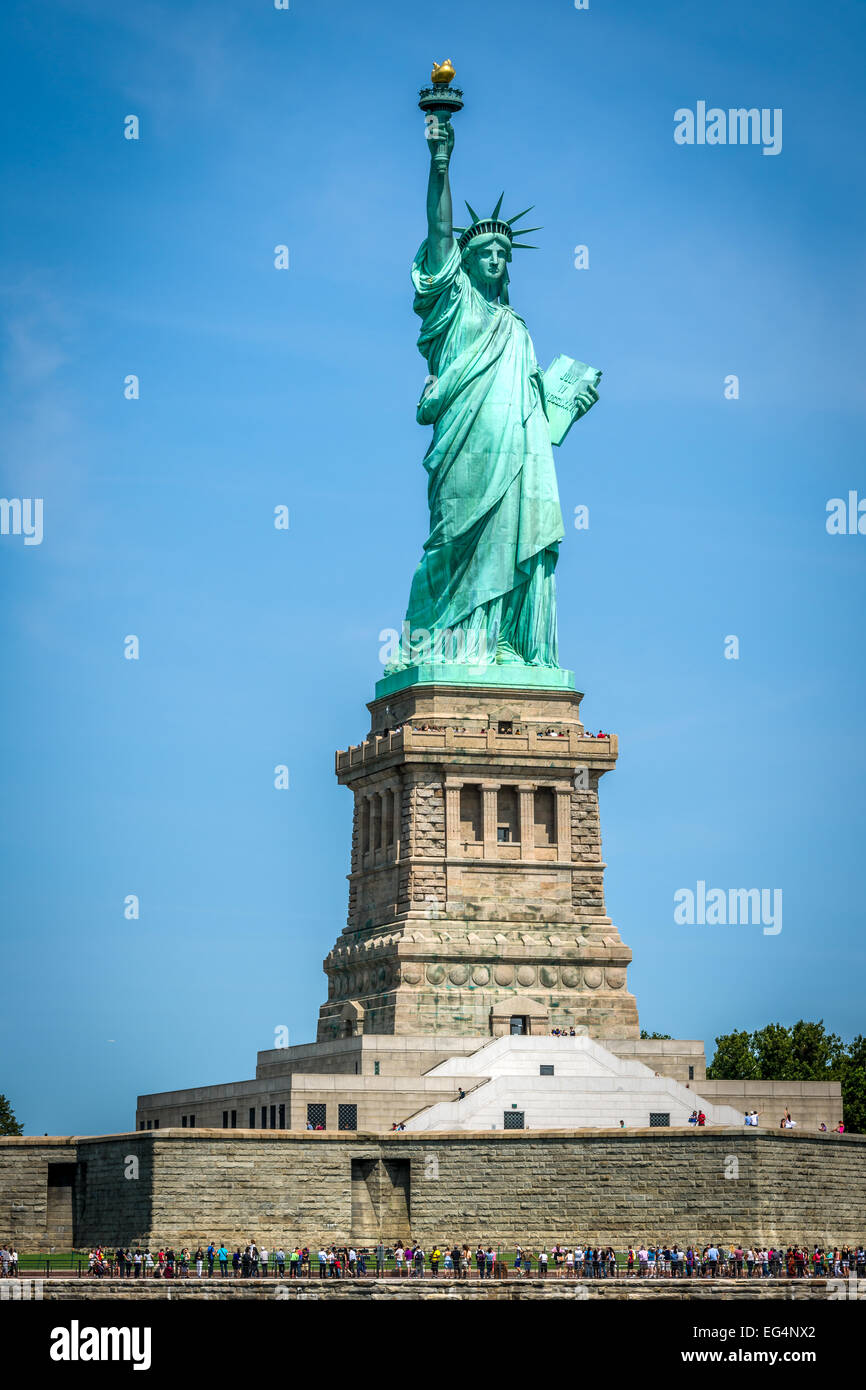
left=0, top=1279, right=42, bottom=1300
left=0, top=497, right=43, bottom=545
left=379, top=620, right=492, bottom=668
left=674, top=881, right=782, bottom=936
left=826, top=492, right=866, bottom=534
left=50, top=1321, right=152, bottom=1370
left=674, top=103, right=782, bottom=156
left=827, top=1274, right=865, bottom=1300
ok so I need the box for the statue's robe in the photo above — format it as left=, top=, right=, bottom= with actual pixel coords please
left=401, top=238, right=564, bottom=667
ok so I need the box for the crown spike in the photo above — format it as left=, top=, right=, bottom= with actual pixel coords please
left=455, top=194, right=541, bottom=254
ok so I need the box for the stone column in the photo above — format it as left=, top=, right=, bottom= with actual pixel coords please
left=392, top=783, right=403, bottom=860
left=518, top=783, right=535, bottom=860
left=481, top=782, right=500, bottom=857
left=555, top=784, right=572, bottom=863
left=445, top=780, right=463, bottom=856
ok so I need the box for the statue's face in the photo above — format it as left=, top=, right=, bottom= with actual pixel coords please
left=464, top=234, right=510, bottom=291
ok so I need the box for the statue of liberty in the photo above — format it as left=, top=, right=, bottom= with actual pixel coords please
left=386, top=76, right=599, bottom=678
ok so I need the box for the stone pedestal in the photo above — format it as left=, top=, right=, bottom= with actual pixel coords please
left=317, top=681, right=639, bottom=1042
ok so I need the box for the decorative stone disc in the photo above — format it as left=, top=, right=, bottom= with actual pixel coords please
left=605, top=967, right=626, bottom=989
left=494, top=965, right=514, bottom=986
left=539, top=965, right=558, bottom=987
left=516, top=965, right=536, bottom=987
left=472, top=965, right=490, bottom=986
left=426, top=964, right=446, bottom=985
left=583, top=967, right=603, bottom=989
left=560, top=966, right=580, bottom=988
left=448, top=964, right=469, bottom=985
left=401, top=964, right=422, bottom=986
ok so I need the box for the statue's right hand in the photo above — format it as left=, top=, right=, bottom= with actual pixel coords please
left=425, top=115, right=454, bottom=164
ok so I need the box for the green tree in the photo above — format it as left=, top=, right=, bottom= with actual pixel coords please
left=790, top=1019, right=844, bottom=1080
left=0, top=1094, right=23, bottom=1136
left=706, top=1029, right=760, bottom=1080
left=837, top=1036, right=866, bottom=1134
left=640, top=1030, right=672, bottom=1040
left=752, top=1022, right=795, bottom=1081
left=706, top=1023, right=865, bottom=1133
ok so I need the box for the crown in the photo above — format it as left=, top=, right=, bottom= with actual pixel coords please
left=454, top=194, right=542, bottom=254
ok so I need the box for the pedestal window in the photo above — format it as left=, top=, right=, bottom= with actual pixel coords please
left=533, top=787, right=556, bottom=846
left=497, top=787, right=519, bottom=844
left=459, top=785, right=482, bottom=842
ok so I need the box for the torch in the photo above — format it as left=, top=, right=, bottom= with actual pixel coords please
left=418, top=60, right=463, bottom=172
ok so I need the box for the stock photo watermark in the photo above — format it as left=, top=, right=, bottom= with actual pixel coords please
left=674, top=882, right=782, bottom=935
left=0, top=1279, right=42, bottom=1300
left=827, top=1274, right=866, bottom=1299
left=0, top=497, right=43, bottom=545
left=379, top=621, right=493, bottom=668
left=674, top=103, right=782, bottom=156
left=826, top=492, right=866, bottom=534
left=50, top=1325, right=152, bottom=1370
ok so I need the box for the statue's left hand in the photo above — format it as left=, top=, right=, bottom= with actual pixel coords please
left=577, top=384, right=599, bottom=416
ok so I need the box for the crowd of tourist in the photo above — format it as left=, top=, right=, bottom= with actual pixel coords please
left=388, top=724, right=609, bottom=739
left=65, top=1239, right=866, bottom=1281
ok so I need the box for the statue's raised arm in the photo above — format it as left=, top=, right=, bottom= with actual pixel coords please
left=425, top=115, right=454, bottom=273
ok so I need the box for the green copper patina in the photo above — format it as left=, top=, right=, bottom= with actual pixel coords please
left=379, top=75, right=599, bottom=699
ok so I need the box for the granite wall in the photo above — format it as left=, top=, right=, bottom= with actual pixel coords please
left=2, top=1128, right=863, bottom=1251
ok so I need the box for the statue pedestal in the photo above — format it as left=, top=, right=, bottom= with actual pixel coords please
left=375, top=663, right=576, bottom=699
left=318, top=680, right=639, bottom=1043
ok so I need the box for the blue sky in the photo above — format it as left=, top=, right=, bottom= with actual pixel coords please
left=1, top=0, right=864, bottom=1135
